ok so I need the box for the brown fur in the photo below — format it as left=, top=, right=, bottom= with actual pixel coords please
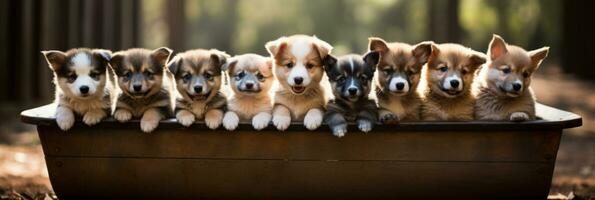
left=473, top=35, right=549, bottom=121
left=419, top=43, right=486, bottom=121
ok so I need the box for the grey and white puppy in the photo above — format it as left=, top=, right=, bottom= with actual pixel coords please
left=323, top=54, right=378, bottom=137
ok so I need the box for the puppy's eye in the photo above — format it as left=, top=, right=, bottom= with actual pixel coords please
left=438, top=65, right=448, bottom=72
left=382, top=68, right=393, bottom=75
left=182, top=74, right=192, bottom=82
left=337, top=77, right=346, bottom=83
left=359, top=75, right=368, bottom=82
left=235, top=71, right=245, bottom=81
left=286, top=62, right=294, bottom=68
left=90, top=72, right=100, bottom=80
left=406, top=70, right=415, bottom=76
left=204, top=73, right=214, bottom=81
left=67, top=74, right=77, bottom=83
left=306, top=63, right=314, bottom=69
left=145, top=71, right=155, bottom=79
left=501, top=67, right=511, bottom=74
left=523, top=71, right=530, bottom=78
left=256, top=73, right=265, bottom=81
left=461, top=69, right=469, bottom=75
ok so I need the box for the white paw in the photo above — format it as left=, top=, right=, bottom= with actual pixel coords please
left=55, top=108, right=75, bottom=131
left=357, top=119, right=373, bottom=133
left=176, top=110, right=195, bottom=127
left=510, top=112, right=530, bottom=122
left=252, top=112, right=272, bottom=130
left=272, top=114, right=291, bottom=131
left=332, top=124, right=347, bottom=138
left=222, top=111, right=240, bottom=131
left=82, top=110, right=105, bottom=126
left=205, top=109, right=224, bottom=130
left=114, top=109, right=132, bottom=122
left=140, top=110, right=161, bottom=133
left=303, top=109, right=323, bottom=130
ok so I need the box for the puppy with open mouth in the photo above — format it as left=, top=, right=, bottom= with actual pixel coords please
left=368, top=37, right=433, bottom=123
left=473, top=35, right=549, bottom=121
left=323, top=54, right=377, bottom=137
left=420, top=43, right=486, bottom=121
left=265, top=35, right=333, bottom=130
left=110, top=47, right=174, bottom=133
left=42, top=48, right=114, bottom=131
left=221, top=54, right=275, bottom=130
left=167, top=49, right=229, bottom=129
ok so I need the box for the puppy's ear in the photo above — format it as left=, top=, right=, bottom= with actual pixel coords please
left=222, top=57, right=237, bottom=72
left=322, top=54, right=337, bottom=74
left=109, top=52, right=125, bottom=73
left=368, top=37, right=389, bottom=53
left=151, top=47, right=173, bottom=67
left=312, top=36, right=333, bottom=59
left=363, top=51, right=380, bottom=68
left=468, top=52, right=487, bottom=71
left=265, top=37, right=287, bottom=57
left=167, top=55, right=182, bottom=75
left=92, top=49, right=112, bottom=68
left=210, top=51, right=230, bottom=71
left=488, top=34, right=508, bottom=61
left=41, top=50, right=66, bottom=71
left=412, top=41, right=433, bottom=64
left=528, top=47, right=549, bottom=69
left=429, top=43, right=441, bottom=61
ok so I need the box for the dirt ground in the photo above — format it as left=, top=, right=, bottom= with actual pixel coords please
left=0, top=66, right=593, bottom=200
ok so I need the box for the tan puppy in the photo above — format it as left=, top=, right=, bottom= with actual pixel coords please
left=368, top=37, right=432, bottom=123
left=419, top=43, right=486, bottom=121
left=167, top=49, right=229, bottom=129
left=42, top=48, right=114, bottom=131
left=222, top=54, right=274, bottom=130
left=473, top=35, right=549, bottom=121
left=110, top=47, right=174, bottom=133
left=265, top=35, right=332, bottom=130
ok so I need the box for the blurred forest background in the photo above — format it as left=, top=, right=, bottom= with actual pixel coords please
left=0, top=0, right=594, bottom=198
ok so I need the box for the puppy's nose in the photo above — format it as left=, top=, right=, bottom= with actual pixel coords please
left=348, top=88, right=358, bottom=95
left=133, top=84, right=142, bottom=92
left=79, top=86, right=89, bottom=94
left=294, top=77, right=303, bottom=85
left=194, top=85, right=203, bottom=93
left=512, top=83, right=522, bottom=91
left=396, top=82, right=405, bottom=90
left=245, top=82, right=254, bottom=89
left=450, top=80, right=460, bottom=88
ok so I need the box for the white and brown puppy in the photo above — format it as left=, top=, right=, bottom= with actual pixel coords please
left=323, top=54, right=377, bottom=137
left=473, top=35, right=549, bottom=121
left=265, top=35, right=333, bottom=131
left=368, top=37, right=433, bottom=123
left=110, top=47, right=174, bottom=133
left=419, top=43, right=486, bottom=121
left=168, top=49, right=229, bottom=129
left=221, top=54, right=274, bottom=130
left=42, top=48, right=114, bottom=131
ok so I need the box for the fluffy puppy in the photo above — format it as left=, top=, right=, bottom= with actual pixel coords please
left=42, top=48, right=114, bottom=131
left=221, top=54, right=274, bottom=130
left=473, top=35, right=549, bottom=121
left=265, top=35, right=333, bottom=130
left=110, top=47, right=174, bottom=133
left=323, top=54, right=377, bottom=137
left=368, top=37, right=433, bottom=123
left=167, top=49, right=229, bottom=129
left=419, top=43, right=486, bottom=121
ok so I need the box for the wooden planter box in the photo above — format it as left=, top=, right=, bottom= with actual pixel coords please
left=21, top=103, right=581, bottom=199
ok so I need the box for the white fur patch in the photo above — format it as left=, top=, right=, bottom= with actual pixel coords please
left=332, top=124, right=347, bottom=138
left=443, top=74, right=462, bottom=90
left=288, top=65, right=310, bottom=86
left=272, top=112, right=292, bottom=131
left=290, top=40, right=311, bottom=59
left=114, top=109, right=132, bottom=122
left=287, top=39, right=313, bottom=87
left=55, top=106, right=75, bottom=131
left=303, top=108, right=323, bottom=130
left=389, top=76, right=409, bottom=92
left=357, top=119, right=373, bottom=132
left=140, top=109, right=161, bottom=133
left=72, top=53, right=91, bottom=68
left=252, top=112, right=271, bottom=130
left=510, top=112, right=529, bottom=121
left=222, top=111, right=240, bottom=131
left=69, top=53, right=99, bottom=97
left=205, top=109, right=223, bottom=129
left=82, top=109, right=106, bottom=126
left=176, top=110, right=196, bottom=127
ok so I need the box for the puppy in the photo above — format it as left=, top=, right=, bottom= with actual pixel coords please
left=221, top=54, right=274, bottom=131
left=323, top=54, right=377, bottom=137
left=110, top=47, right=174, bottom=133
left=368, top=37, right=433, bottom=123
left=473, top=35, right=549, bottom=121
left=265, top=35, right=333, bottom=130
left=42, top=48, right=114, bottom=131
left=419, top=43, right=486, bottom=121
left=167, top=49, right=229, bottom=129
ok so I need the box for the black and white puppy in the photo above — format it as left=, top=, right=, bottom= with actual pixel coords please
left=42, top=48, right=114, bottom=131
left=323, top=54, right=378, bottom=137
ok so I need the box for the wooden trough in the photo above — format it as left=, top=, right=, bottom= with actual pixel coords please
left=21, top=103, right=581, bottom=199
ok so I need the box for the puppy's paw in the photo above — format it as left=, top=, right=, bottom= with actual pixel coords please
left=252, top=112, right=272, bottom=130
left=176, top=110, right=195, bottom=127
left=140, top=110, right=161, bottom=133
left=510, top=112, right=530, bottom=122
left=331, top=124, right=348, bottom=138
left=83, top=110, right=106, bottom=126
left=222, top=111, right=240, bottom=131
left=357, top=119, right=373, bottom=133
left=272, top=114, right=291, bottom=131
left=379, top=111, right=399, bottom=124
left=114, top=109, right=132, bottom=122
left=304, top=109, right=323, bottom=130
left=55, top=107, right=75, bottom=131
left=205, top=109, right=224, bottom=130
